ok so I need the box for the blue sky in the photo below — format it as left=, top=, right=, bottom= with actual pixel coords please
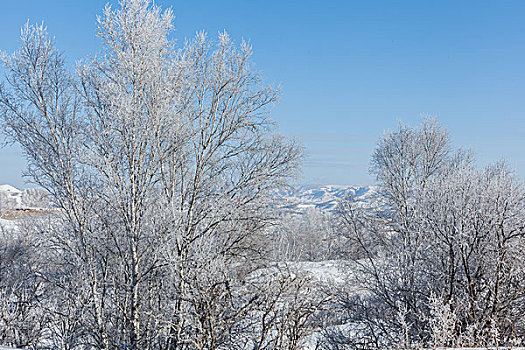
left=1, top=0, right=525, bottom=187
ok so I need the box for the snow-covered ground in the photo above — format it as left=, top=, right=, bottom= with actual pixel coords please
left=247, top=259, right=349, bottom=287
left=291, top=260, right=348, bottom=285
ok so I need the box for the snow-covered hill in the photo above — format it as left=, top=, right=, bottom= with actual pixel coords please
left=276, top=184, right=380, bottom=213
left=0, top=184, right=23, bottom=209
left=0, top=184, right=50, bottom=211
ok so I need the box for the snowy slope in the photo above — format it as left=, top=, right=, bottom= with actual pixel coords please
left=0, top=184, right=22, bottom=209
left=0, top=184, right=22, bottom=193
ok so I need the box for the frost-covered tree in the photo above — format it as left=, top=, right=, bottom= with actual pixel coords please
left=0, top=225, right=48, bottom=349
left=330, top=118, right=525, bottom=349
left=0, top=1, right=302, bottom=349
left=22, top=188, right=50, bottom=208
left=414, top=161, right=525, bottom=347
left=271, top=208, right=337, bottom=262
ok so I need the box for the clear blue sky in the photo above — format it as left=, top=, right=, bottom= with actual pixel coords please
left=1, top=0, right=525, bottom=187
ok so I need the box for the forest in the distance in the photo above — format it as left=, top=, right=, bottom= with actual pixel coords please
left=1, top=1, right=524, bottom=349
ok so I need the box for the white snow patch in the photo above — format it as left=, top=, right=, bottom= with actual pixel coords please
left=290, top=260, right=348, bottom=285
left=0, top=184, right=22, bottom=209
left=0, top=184, right=22, bottom=193
left=246, top=260, right=348, bottom=287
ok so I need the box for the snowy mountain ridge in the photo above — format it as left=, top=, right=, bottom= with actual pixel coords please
left=0, top=183, right=380, bottom=213
left=276, top=184, right=380, bottom=213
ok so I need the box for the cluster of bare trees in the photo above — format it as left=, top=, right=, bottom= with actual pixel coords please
left=0, top=222, right=48, bottom=348
left=327, top=119, right=525, bottom=349
left=270, top=208, right=339, bottom=262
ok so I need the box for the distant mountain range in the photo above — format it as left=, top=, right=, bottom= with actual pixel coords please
left=0, top=184, right=381, bottom=213
left=276, top=185, right=380, bottom=213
